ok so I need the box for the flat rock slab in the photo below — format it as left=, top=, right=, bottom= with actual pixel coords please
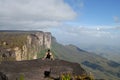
left=0, top=59, right=86, bottom=80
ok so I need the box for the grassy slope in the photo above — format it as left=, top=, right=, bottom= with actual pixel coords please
left=83, top=45, right=120, bottom=63
left=51, top=38, right=120, bottom=80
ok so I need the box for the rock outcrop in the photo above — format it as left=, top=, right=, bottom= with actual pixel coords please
left=0, top=59, right=86, bottom=80
left=0, top=31, right=51, bottom=61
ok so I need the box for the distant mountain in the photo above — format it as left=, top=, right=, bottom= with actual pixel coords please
left=79, top=44, right=120, bottom=63
left=51, top=37, right=120, bottom=80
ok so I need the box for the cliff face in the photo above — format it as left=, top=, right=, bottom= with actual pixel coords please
left=0, top=31, right=51, bottom=61
left=25, top=32, right=51, bottom=60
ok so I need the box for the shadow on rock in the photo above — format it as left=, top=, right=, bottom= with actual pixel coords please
left=0, top=72, right=8, bottom=80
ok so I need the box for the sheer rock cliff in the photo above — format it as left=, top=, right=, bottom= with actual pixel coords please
left=0, top=31, right=51, bottom=61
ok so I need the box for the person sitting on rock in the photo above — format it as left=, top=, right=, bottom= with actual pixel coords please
left=42, top=49, right=54, bottom=60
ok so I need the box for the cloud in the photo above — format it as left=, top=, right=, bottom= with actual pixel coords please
left=51, top=25, right=120, bottom=46
left=113, top=16, right=120, bottom=23
left=0, top=0, right=76, bottom=30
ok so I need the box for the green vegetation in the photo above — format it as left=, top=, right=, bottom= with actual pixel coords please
left=38, top=49, right=47, bottom=58
left=15, top=74, right=26, bottom=80
left=61, top=73, right=71, bottom=80
left=19, top=74, right=25, bottom=80
left=46, top=72, right=95, bottom=80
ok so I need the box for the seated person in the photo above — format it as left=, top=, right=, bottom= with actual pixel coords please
left=42, top=49, right=54, bottom=60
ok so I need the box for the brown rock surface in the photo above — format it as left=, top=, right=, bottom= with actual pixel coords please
left=0, top=59, right=86, bottom=80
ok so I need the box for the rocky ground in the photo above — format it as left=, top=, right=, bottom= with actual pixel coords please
left=0, top=59, right=86, bottom=80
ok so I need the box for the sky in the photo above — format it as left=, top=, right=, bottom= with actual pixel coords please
left=0, top=0, right=120, bottom=49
